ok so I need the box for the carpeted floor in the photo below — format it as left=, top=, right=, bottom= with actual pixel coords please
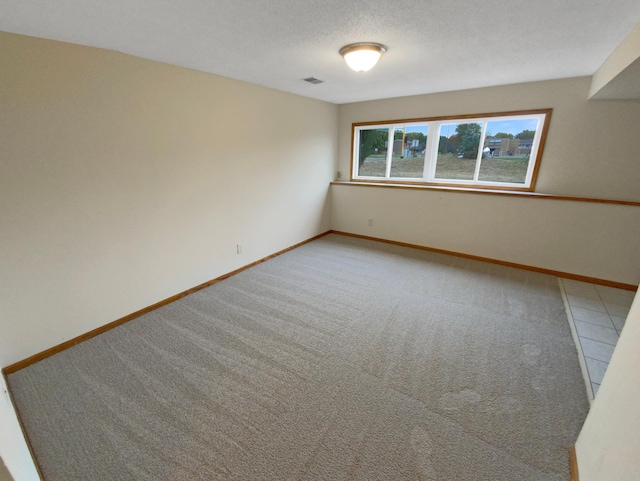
left=7, top=234, right=589, bottom=480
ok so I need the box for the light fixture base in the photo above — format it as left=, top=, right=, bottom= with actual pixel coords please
left=340, top=42, right=387, bottom=72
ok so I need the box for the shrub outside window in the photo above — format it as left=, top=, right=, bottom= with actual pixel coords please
left=351, top=109, right=551, bottom=191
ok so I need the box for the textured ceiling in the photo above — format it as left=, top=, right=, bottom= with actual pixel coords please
left=1, top=0, right=639, bottom=104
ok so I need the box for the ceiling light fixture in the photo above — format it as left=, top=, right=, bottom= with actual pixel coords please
left=339, top=42, right=386, bottom=72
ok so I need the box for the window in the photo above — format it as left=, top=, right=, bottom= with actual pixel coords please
left=351, top=109, right=551, bottom=191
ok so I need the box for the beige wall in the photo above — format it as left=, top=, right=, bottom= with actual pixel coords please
left=0, top=31, right=337, bottom=479
left=330, top=185, right=640, bottom=285
left=333, top=77, right=640, bottom=285
left=575, top=293, right=640, bottom=480
left=0, top=31, right=337, bottom=367
left=590, top=22, right=640, bottom=100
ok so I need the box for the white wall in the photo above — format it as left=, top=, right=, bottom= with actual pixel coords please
left=0, top=377, right=39, bottom=480
left=575, top=292, right=640, bottom=480
left=0, top=31, right=337, bottom=479
left=333, top=77, right=640, bottom=285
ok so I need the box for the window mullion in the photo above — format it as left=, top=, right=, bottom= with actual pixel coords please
left=473, top=121, right=488, bottom=183
left=426, top=121, right=441, bottom=181
left=422, top=122, right=435, bottom=180
left=385, top=128, right=393, bottom=178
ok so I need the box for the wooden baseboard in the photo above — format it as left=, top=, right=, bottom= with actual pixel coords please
left=2, top=231, right=331, bottom=375
left=569, top=445, right=580, bottom=481
left=328, top=230, right=638, bottom=292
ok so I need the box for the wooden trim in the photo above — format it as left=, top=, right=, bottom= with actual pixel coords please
left=2, top=373, right=45, bottom=480
left=349, top=177, right=535, bottom=192
left=528, top=108, right=552, bottom=190
left=569, top=445, right=580, bottom=481
left=2, top=232, right=331, bottom=376
left=329, top=230, right=638, bottom=291
left=331, top=181, right=640, bottom=207
left=349, top=123, right=356, bottom=183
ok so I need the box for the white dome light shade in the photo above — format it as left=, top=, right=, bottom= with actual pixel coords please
left=340, top=43, right=386, bottom=72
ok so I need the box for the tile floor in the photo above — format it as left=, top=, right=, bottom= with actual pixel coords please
left=559, top=278, right=635, bottom=400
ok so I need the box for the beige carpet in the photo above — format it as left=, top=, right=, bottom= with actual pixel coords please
left=7, top=234, right=589, bottom=480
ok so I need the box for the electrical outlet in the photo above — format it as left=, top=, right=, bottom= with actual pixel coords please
left=236, top=244, right=243, bottom=254
left=368, top=219, right=373, bottom=227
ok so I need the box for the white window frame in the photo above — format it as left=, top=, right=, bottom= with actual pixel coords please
left=351, top=109, right=552, bottom=191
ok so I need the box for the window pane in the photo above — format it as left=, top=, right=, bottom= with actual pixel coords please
left=390, top=125, right=428, bottom=178
left=435, top=122, right=481, bottom=180
left=357, top=128, right=388, bottom=177
left=479, top=119, right=539, bottom=184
